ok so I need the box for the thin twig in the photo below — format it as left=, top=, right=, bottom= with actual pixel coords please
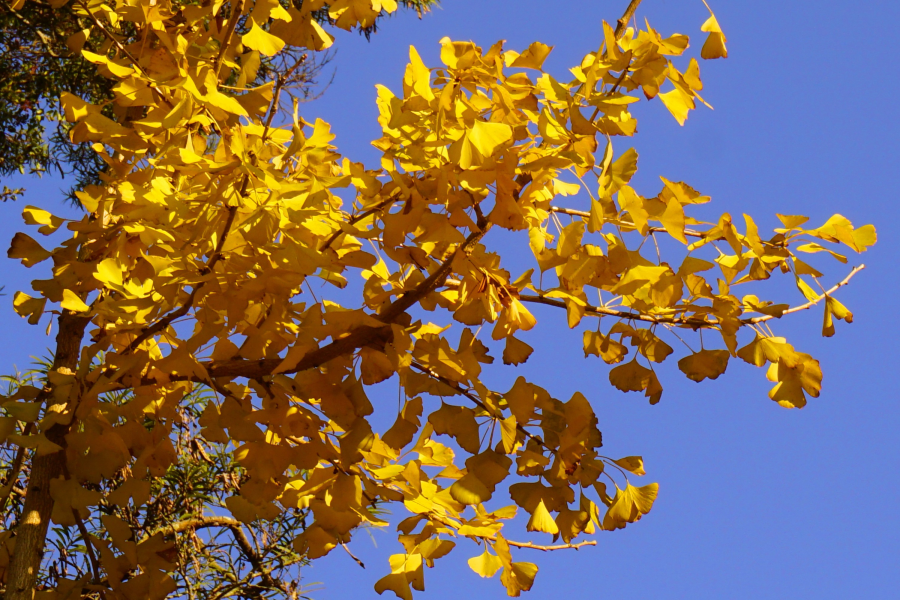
left=503, top=538, right=597, bottom=552
left=428, top=512, right=596, bottom=552
left=341, top=543, right=365, bottom=568
left=409, top=361, right=551, bottom=452
left=263, top=56, right=307, bottom=136
left=514, top=293, right=714, bottom=328
left=150, top=516, right=282, bottom=590
left=214, top=0, right=246, bottom=77
left=746, top=265, right=865, bottom=324
left=614, top=0, right=643, bottom=38
left=60, top=463, right=103, bottom=585
left=0, top=423, right=33, bottom=514
left=548, top=206, right=705, bottom=239
left=0, top=0, right=60, bottom=57
left=75, top=0, right=159, bottom=91
left=319, top=196, right=398, bottom=252
left=73, top=509, right=103, bottom=584
left=608, top=66, right=632, bottom=96
left=440, top=265, right=866, bottom=329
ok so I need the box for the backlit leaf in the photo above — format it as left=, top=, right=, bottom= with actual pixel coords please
left=468, top=547, right=503, bottom=578
left=243, top=23, right=286, bottom=57
left=678, top=349, right=729, bottom=382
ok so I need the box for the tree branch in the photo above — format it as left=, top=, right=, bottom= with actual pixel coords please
left=109, top=226, right=491, bottom=389
left=614, top=0, right=643, bottom=38
left=549, top=206, right=705, bottom=239
left=409, top=360, right=551, bottom=452
left=513, top=288, right=803, bottom=328
left=341, top=543, right=365, bottom=569
left=116, top=261, right=864, bottom=393
left=152, top=516, right=281, bottom=590
left=380, top=226, right=491, bottom=322
left=319, top=196, right=398, bottom=252
left=516, top=292, right=714, bottom=327
left=3, top=312, right=90, bottom=600
left=0, top=423, right=33, bottom=514
left=495, top=266, right=867, bottom=328
left=503, top=538, right=597, bottom=552
left=746, top=264, right=865, bottom=324
left=75, top=0, right=156, bottom=86
left=214, top=0, right=246, bottom=77
left=124, top=54, right=294, bottom=356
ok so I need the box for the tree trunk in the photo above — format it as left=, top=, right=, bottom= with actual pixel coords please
left=3, top=312, right=89, bottom=600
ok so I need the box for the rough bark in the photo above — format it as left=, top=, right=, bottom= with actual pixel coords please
left=3, top=312, right=89, bottom=600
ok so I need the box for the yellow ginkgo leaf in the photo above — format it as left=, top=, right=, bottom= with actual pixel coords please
left=60, top=289, right=90, bottom=313
left=7, top=232, right=52, bottom=267
left=526, top=499, right=559, bottom=535
left=822, top=295, right=853, bottom=338
left=659, top=198, right=687, bottom=243
left=796, top=276, right=821, bottom=302
left=1, top=401, right=42, bottom=422
left=22, top=206, right=65, bottom=235
left=602, top=483, right=659, bottom=530
left=455, top=120, right=512, bottom=169
left=293, top=524, right=338, bottom=560
left=609, top=359, right=653, bottom=393
left=766, top=351, right=822, bottom=409
left=658, top=87, right=695, bottom=125
left=499, top=415, right=518, bottom=454
left=468, top=547, right=503, bottom=578
left=243, top=22, right=285, bottom=57
left=329, top=0, right=396, bottom=30
left=94, top=258, right=124, bottom=288
left=450, top=473, right=492, bottom=506
left=12, top=292, right=46, bottom=325
left=508, top=41, right=553, bottom=70
left=700, top=13, right=728, bottom=59
left=428, top=403, right=481, bottom=454
left=503, top=335, right=534, bottom=365
left=677, top=349, right=729, bottom=382
left=583, top=330, right=629, bottom=364
left=605, top=147, right=639, bottom=194
left=81, top=49, right=135, bottom=78
left=501, top=561, right=539, bottom=596
left=272, top=10, right=334, bottom=50
left=618, top=185, right=649, bottom=234
left=7, top=433, right=63, bottom=456
left=612, top=456, right=646, bottom=476
left=405, top=46, right=435, bottom=102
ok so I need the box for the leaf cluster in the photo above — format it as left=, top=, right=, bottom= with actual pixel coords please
left=0, top=1, right=874, bottom=599
left=1, top=374, right=312, bottom=599
left=0, top=0, right=438, bottom=201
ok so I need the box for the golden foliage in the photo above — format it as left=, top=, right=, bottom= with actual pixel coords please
left=0, top=0, right=874, bottom=598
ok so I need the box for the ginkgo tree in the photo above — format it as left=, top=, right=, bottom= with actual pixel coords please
left=0, top=0, right=438, bottom=201
left=0, top=0, right=876, bottom=598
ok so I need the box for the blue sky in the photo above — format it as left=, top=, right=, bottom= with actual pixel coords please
left=3, top=1, right=899, bottom=598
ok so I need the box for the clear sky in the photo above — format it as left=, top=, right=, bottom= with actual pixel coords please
left=3, top=1, right=899, bottom=598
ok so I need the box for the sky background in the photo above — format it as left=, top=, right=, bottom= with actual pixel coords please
left=3, top=0, right=900, bottom=598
